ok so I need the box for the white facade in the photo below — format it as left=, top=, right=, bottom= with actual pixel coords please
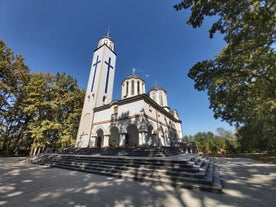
left=76, top=35, right=183, bottom=148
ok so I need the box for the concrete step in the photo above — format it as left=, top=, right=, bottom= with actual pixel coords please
left=30, top=153, right=222, bottom=193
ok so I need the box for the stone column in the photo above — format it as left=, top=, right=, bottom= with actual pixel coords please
left=142, top=132, right=147, bottom=145
left=90, top=137, right=96, bottom=147
left=152, top=134, right=157, bottom=146
left=128, top=82, right=131, bottom=96
left=160, top=137, right=165, bottom=146
left=119, top=133, right=126, bottom=146
left=133, top=81, right=136, bottom=96
left=138, top=132, right=143, bottom=145
left=103, top=135, right=110, bottom=147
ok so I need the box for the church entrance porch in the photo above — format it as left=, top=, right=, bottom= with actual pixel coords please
left=126, top=125, right=139, bottom=146
left=96, top=137, right=102, bottom=148
left=96, top=129, right=104, bottom=148
left=109, top=127, right=120, bottom=146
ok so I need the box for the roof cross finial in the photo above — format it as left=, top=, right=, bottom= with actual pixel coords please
left=107, top=27, right=110, bottom=37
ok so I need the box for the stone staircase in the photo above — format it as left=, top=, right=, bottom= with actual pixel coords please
left=60, top=146, right=181, bottom=157
left=29, top=152, right=222, bottom=193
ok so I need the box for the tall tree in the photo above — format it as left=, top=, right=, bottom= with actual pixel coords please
left=0, top=40, right=30, bottom=154
left=23, top=72, right=85, bottom=154
left=51, top=73, right=84, bottom=148
left=174, top=0, right=276, bottom=151
left=0, top=40, right=85, bottom=155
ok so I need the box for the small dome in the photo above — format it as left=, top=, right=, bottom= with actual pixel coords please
left=122, top=74, right=144, bottom=83
left=121, top=74, right=146, bottom=99
left=98, top=36, right=115, bottom=51
left=149, top=85, right=168, bottom=108
left=149, top=85, right=167, bottom=94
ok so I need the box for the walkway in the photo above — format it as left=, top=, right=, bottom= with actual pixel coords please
left=0, top=156, right=275, bottom=207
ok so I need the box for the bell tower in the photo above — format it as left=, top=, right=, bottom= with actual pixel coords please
left=76, top=35, right=117, bottom=148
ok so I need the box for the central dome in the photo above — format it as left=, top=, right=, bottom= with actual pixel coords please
left=121, top=74, right=145, bottom=99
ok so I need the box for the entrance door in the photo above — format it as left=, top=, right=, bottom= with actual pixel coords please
left=125, top=134, right=129, bottom=146
left=97, top=136, right=102, bottom=148
left=126, top=124, right=139, bottom=146
left=96, top=129, right=104, bottom=148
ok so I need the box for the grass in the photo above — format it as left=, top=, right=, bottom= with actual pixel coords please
left=213, top=152, right=276, bottom=164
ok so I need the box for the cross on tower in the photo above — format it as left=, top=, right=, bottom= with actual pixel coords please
left=104, top=57, right=114, bottom=93
left=91, top=55, right=101, bottom=92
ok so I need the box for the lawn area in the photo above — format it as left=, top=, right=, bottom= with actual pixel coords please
left=213, top=153, right=276, bottom=164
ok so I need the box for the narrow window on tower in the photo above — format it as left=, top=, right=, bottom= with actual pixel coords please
left=131, top=80, right=134, bottom=95
left=103, top=96, right=106, bottom=104
left=137, top=81, right=140, bottom=95
left=125, top=81, right=129, bottom=97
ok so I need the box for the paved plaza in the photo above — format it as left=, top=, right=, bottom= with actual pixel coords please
left=0, top=156, right=275, bottom=207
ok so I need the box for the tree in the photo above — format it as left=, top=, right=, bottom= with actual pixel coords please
left=0, top=40, right=30, bottom=154
left=51, top=73, right=84, bottom=148
left=174, top=0, right=276, bottom=151
left=0, top=40, right=85, bottom=155
left=23, top=72, right=85, bottom=155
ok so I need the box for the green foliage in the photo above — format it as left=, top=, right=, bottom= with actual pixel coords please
left=0, top=40, right=30, bottom=155
left=0, top=40, right=85, bottom=155
left=184, top=128, right=238, bottom=154
left=174, top=0, right=276, bottom=152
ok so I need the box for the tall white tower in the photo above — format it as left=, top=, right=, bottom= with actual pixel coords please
left=76, top=35, right=116, bottom=148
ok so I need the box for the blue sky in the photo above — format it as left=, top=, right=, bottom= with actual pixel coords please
left=0, top=0, right=235, bottom=135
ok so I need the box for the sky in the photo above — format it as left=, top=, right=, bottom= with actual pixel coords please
left=0, top=0, right=236, bottom=136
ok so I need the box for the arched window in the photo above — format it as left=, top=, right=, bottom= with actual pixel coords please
left=131, top=80, right=134, bottom=95
left=137, top=81, right=140, bottom=94
left=126, top=81, right=129, bottom=96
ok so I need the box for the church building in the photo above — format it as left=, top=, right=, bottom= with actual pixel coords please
left=75, top=35, right=183, bottom=148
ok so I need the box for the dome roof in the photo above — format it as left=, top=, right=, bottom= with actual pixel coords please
left=98, top=35, right=115, bottom=51
left=149, top=85, right=167, bottom=93
left=122, top=74, right=145, bottom=83
left=99, top=35, right=113, bottom=42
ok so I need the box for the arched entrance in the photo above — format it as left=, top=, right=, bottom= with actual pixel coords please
left=126, top=124, right=139, bottom=146
left=109, top=127, right=120, bottom=146
left=96, top=129, right=104, bottom=148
